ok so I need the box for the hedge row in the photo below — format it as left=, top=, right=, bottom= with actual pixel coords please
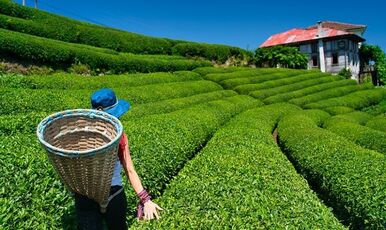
left=324, top=118, right=386, bottom=154
left=297, top=109, right=332, bottom=127
left=366, top=114, right=386, bottom=133
left=0, top=1, right=249, bottom=62
left=0, top=28, right=211, bottom=73
left=122, top=95, right=261, bottom=223
left=0, top=134, right=75, bottom=229
left=234, top=72, right=328, bottom=95
left=203, top=68, right=290, bottom=82
left=249, top=76, right=342, bottom=100
left=0, top=90, right=237, bottom=135
left=219, top=71, right=303, bottom=89
left=324, top=111, right=373, bottom=126
left=0, top=71, right=202, bottom=89
left=263, top=79, right=355, bottom=104
left=289, top=83, right=374, bottom=107
left=0, top=112, right=48, bottom=135
left=121, top=90, right=237, bottom=120
left=361, top=99, right=386, bottom=116
left=0, top=80, right=222, bottom=115
left=0, top=5, right=173, bottom=55
left=323, top=106, right=355, bottom=115
left=192, top=66, right=249, bottom=76
left=131, top=104, right=344, bottom=229
left=0, top=96, right=260, bottom=229
left=304, top=88, right=386, bottom=110
left=171, top=42, right=250, bottom=63
left=278, top=113, right=386, bottom=229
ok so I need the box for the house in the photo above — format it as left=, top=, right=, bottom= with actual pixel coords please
left=260, top=21, right=366, bottom=78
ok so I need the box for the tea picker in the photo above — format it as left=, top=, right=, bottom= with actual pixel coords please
left=37, top=88, right=162, bottom=229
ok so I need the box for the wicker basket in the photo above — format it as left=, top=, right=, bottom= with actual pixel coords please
left=36, top=109, right=123, bottom=209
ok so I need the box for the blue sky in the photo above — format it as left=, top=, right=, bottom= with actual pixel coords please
left=15, top=0, right=386, bottom=52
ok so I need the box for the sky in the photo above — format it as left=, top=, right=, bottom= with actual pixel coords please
left=15, top=0, right=386, bottom=52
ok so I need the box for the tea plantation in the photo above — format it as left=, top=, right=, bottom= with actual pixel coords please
left=1, top=67, right=385, bottom=229
left=0, top=1, right=385, bottom=229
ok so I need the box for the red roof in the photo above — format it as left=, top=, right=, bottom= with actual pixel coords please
left=260, top=28, right=364, bottom=48
left=307, top=21, right=367, bottom=31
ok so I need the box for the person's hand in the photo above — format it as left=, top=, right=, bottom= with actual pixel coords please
left=143, top=200, right=163, bottom=220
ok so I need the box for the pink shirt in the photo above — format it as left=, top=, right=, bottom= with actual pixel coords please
left=111, top=132, right=127, bottom=186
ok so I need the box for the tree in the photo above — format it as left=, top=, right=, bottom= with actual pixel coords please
left=254, top=46, right=308, bottom=69
left=359, top=44, right=386, bottom=85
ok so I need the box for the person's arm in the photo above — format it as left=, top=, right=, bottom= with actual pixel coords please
left=119, top=134, right=163, bottom=220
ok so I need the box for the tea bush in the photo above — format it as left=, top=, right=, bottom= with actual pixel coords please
left=121, top=90, right=237, bottom=120
left=278, top=113, right=386, bottom=229
left=366, top=114, right=386, bottom=132
left=263, top=79, right=355, bottom=104
left=0, top=1, right=248, bottom=62
left=304, top=88, right=386, bottom=110
left=0, top=71, right=201, bottom=89
left=249, top=76, right=342, bottom=100
left=131, top=104, right=344, bottom=229
left=323, top=106, right=355, bottom=115
left=324, top=118, right=386, bottom=154
left=219, top=71, right=302, bottom=89
left=0, top=80, right=222, bottom=115
left=289, top=83, right=374, bottom=107
left=234, top=72, right=327, bottom=94
left=0, top=29, right=210, bottom=73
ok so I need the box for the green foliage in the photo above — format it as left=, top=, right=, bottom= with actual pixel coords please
left=0, top=1, right=172, bottom=54
left=361, top=99, right=386, bottom=116
left=338, top=68, right=352, bottom=79
left=172, top=42, right=250, bottom=63
left=192, top=66, right=250, bottom=76
left=203, top=68, right=290, bottom=82
left=0, top=112, right=48, bottom=135
left=122, top=96, right=260, bottom=223
left=297, top=109, right=331, bottom=127
left=0, top=28, right=210, bottom=73
left=219, top=70, right=302, bottom=89
left=323, top=106, right=355, bottom=115
left=366, top=114, right=386, bottom=133
left=324, top=118, right=386, bottom=154
left=278, top=113, right=386, bottom=229
left=131, top=104, right=344, bottom=229
left=121, top=90, right=237, bottom=120
left=249, top=75, right=341, bottom=100
left=0, top=0, right=248, bottom=63
left=0, top=96, right=259, bottom=229
left=325, top=111, right=373, bottom=125
left=254, top=46, right=308, bottom=69
left=234, top=72, right=327, bottom=95
left=0, top=71, right=202, bottom=89
left=0, top=80, right=222, bottom=115
left=289, top=83, right=374, bottom=107
left=360, top=44, right=386, bottom=84
left=263, top=80, right=355, bottom=104
left=304, top=88, right=386, bottom=110
left=0, top=134, right=75, bottom=229
left=68, top=63, right=92, bottom=76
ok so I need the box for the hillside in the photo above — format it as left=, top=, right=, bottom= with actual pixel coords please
left=0, top=0, right=250, bottom=66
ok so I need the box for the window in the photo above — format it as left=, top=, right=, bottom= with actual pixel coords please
left=332, top=52, right=338, bottom=65
left=311, top=43, right=318, bottom=53
left=312, top=55, right=318, bottom=67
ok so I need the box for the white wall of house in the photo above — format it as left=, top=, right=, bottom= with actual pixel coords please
left=299, top=38, right=360, bottom=79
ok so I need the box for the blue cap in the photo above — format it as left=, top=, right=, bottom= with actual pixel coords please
left=90, top=88, right=130, bottom=118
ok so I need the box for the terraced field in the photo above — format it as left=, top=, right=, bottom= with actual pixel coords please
left=1, top=67, right=385, bottom=229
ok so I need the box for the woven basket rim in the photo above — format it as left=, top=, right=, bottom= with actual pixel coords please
left=36, top=109, right=123, bottom=157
